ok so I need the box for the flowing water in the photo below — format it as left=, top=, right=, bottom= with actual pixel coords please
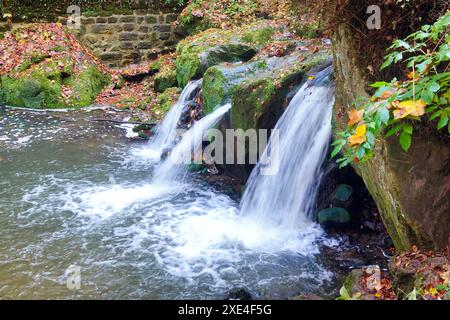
left=241, top=67, right=334, bottom=229
left=133, top=80, right=202, bottom=161
left=0, top=73, right=339, bottom=299
left=153, top=104, right=232, bottom=183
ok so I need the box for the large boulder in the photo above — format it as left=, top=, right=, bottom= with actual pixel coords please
left=332, top=23, right=450, bottom=251
left=175, top=22, right=281, bottom=88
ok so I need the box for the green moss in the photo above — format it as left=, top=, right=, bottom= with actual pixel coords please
left=176, top=53, right=202, bottom=88
left=202, top=67, right=226, bottom=114
left=0, top=75, right=62, bottom=109
left=231, top=78, right=275, bottom=131
left=1, top=57, right=109, bottom=109
left=17, top=52, right=49, bottom=72
left=51, top=45, right=67, bottom=52
left=157, top=87, right=182, bottom=114
left=154, top=68, right=178, bottom=93
left=65, top=64, right=110, bottom=107
left=343, top=271, right=358, bottom=294
left=242, top=26, right=276, bottom=45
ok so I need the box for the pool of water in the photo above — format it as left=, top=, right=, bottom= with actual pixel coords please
left=0, top=108, right=338, bottom=299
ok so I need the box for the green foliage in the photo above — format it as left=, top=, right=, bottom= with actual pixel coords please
left=333, top=11, right=450, bottom=167
left=336, top=286, right=361, bottom=300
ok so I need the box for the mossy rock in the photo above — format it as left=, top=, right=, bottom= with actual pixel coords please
left=0, top=58, right=109, bottom=109
left=0, top=76, right=61, bottom=109
left=175, top=23, right=280, bottom=88
left=317, top=207, right=351, bottom=225
left=241, top=26, right=276, bottom=45
left=330, top=184, right=353, bottom=207
left=154, top=69, right=178, bottom=93
left=231, top=78, right=275, bottom=131
left=176, top=43, right=256, bottom=88
left=156, top=87, right=182, bottom=115
left=202, top=66, right=227, bottom=114
left=64, top=65, right=110, bottom=107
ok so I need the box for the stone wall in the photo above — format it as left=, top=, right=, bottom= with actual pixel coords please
left=60, top=10, right=180, bottom=67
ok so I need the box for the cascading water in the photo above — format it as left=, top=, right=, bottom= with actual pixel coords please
left=240, top=66, right=334, bottom=229
left=153, top=104, right=232, bottom=182
left=135, top=79, right=202, bottom=160
left=0, top=67, right=338, bottom=300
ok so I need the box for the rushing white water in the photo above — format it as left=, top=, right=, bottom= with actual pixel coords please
left=134, top=80, right=202, bottom=160
left=240, top=67, right=334, bottom=229
left=153, top=103, right=232, bottom=182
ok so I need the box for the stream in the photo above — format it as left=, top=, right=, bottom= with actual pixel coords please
left=0, top=106, right=341, bottom=299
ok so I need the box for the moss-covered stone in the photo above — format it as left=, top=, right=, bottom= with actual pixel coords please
left=154, top=68, right=178, bottom=93
left=317, top=207, right=351, bottom=225
left=202, top=66, right=227, bottom=114
left=65, top=64, right=110, bottom=107
left=156, top=87, right=181, bottom=115
left=175, top=23, right=280, bottom=87
left=0, top=76, right=61, bottom=109
left=242, top=26, right=276, bottom=45
left=231, top=78, right=275, bottom=131
left=0, top=59, right=109, bottom=109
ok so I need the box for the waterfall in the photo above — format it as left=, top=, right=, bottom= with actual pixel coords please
left=146, top=80, right=202, bottom=158
left=240, top=66, right=334, bottom=229
left=153, top=104, right=232, bottom=182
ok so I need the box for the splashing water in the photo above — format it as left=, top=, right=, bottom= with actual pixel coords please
left=153, top=103, right=232, bottom=183
left=240, top=67, right=335, bottom=230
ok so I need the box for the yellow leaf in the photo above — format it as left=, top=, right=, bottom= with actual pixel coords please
left=393, top=99, right=426, bottom=119
left=348, top=124, right=367, bottom=147
left=347, top=109, right=365, bottom=126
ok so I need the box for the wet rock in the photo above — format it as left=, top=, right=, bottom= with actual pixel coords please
left=187, top=163, right=207, bottom=173
left=341, top=267, right=378, bottom=300
left=226, top=288, right=252, bottom=300
left=318, top=207, right=351, bottom=226
left=330, top=184, right=353, bottom=208
left=202, top=41, right=331, bottom=182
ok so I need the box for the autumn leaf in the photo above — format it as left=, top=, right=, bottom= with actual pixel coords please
left=348, top=124, right=367, bottom=147
left=347, top=109, right=365, bottom=126
left=393, top=99, right=427, bottom=119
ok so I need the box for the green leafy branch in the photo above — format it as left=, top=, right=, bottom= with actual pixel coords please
left=332, top=11, right=450, bottom=168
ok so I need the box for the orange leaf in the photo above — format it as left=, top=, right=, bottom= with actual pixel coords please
left=347, top=109, right=365, bottom=126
